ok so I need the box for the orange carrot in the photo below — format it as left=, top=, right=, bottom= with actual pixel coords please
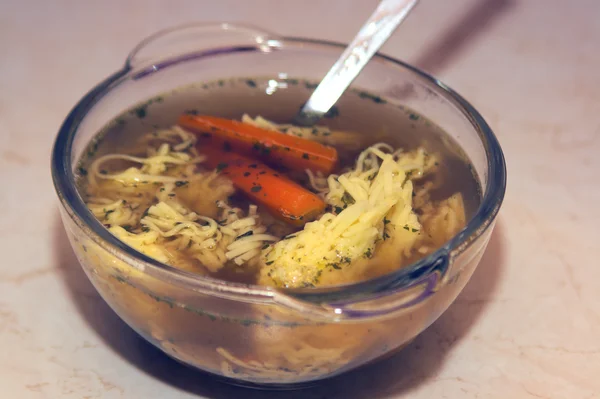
left=200, top=146, right=325, bottom=225
left=179, top=114, right=338, bottom=174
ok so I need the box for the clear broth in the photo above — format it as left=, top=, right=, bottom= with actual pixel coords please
left=78, top=77, right=481, bottom=285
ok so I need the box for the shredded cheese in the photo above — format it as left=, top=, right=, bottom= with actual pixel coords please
left=260, top=144, right=438, bottom=288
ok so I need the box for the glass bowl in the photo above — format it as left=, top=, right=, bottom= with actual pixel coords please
left=51, top=23, right=506, bottom=388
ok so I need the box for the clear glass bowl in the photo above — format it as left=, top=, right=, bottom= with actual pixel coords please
left=51, top=23, right=506, bottom=388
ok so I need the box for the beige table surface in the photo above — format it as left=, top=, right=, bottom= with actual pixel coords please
left=1, top=0, right=599, bottom=398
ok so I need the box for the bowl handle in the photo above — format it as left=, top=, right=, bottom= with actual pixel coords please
left=270, top=251, right=451, bottom=321
left=126, top=22, right=282, bottom=71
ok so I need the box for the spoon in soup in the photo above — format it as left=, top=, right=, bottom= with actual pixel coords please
left=293, top=0, right=419, bottom=126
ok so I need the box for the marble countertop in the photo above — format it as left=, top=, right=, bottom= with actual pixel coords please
left=1, top=0, right=598, bottom=398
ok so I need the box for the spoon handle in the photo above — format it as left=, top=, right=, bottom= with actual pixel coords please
left=296, top=0, right=419, bottom=125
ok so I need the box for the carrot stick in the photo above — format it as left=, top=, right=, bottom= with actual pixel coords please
left=200, top=146, right=326, bottom=226
left=179, top=114, right=338, bottom=174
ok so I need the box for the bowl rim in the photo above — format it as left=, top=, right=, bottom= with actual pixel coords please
left=51, top=28, right=506, bottom=314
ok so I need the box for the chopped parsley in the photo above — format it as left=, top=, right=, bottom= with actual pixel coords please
left=341, top=192, right=355, bottom=205
left=216, top=162, right=229, bottom=172
left=250, top=185, right=262, bottom=193
left=235, top=230, right=254, bottom=240
left=324, top=105, right=340, bottom=119
left=302, top=153, right=310, bottom=160
left=134, top=105, right=147, bottom=119
left=78, top=167, right=88, bottom=176
left=358, top=91, right=387, bottom=104
left=175, top=180, right=188, bottom=187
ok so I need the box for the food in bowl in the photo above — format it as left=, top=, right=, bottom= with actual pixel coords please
left=53, top=24, right=505, bottom=388
left=78, top=78, right=480, bottom=290
left=67, top=77, right=484, bottom=383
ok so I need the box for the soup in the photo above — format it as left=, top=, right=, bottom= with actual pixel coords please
left=77, top=77, right=480, bottom=290
left=72, top=76, right=482, bottom=382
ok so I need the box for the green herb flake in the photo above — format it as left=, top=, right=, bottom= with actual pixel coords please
left=302, top=153, right=310, bottom=160
left=78, top=167, right=88, bottom=176
left=324, top=106, right=340, bottom=119
left=216, top=162, right=229, bottom=172
left=236, top=230, right=254, bottom=240
left=265, top=260, right=275, bottom=266
left=243, top=172, right=251, bottom=177
left=223, top=141, right=232, bottom=152
left=175, top=180, right=188, bottom=187
left=246, top=79, right=257, bottom=88
left=341, top=192, right=355, bottom=205
left=134, top=106, right=147, bottom=119
left=250, top=185, right=262, bottom=193
left=409, top=113, right=420, bottom=121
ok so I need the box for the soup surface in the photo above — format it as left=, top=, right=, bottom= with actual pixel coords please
left=77, top=77, right=480, bottom=288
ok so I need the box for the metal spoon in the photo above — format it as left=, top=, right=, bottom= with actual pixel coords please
left=293, top=0, right=419, bottom=126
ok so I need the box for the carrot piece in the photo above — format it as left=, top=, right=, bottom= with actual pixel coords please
left=200, top=146, right=326, bottom=226
left=179, top=114, right=338, bottom=174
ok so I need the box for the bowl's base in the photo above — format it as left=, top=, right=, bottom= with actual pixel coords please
left=163, top=338, right=417, bottom=390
